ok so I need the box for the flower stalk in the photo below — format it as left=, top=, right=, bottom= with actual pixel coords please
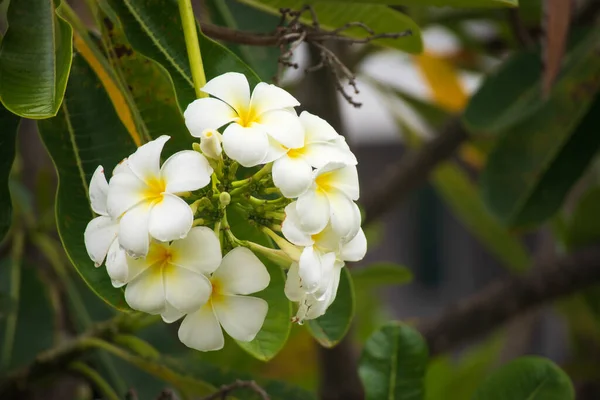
left=177, top=0, right=207, bottom=98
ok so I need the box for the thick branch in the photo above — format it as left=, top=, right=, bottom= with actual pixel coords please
left=418, top=245, right=600, bottom=356
left=362, top=117, right=468, bottom=226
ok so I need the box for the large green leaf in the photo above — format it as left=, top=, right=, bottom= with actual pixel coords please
left=565, top=186, right=600, bottom=251
left=308, top=0, right=517, bottom=7
left=38, top=53, right=137, bottom=311
left=352, top=263, right=413, bottom=290
left=358, top=322, right=428, bottom=400
left=0, top=105, right=19, bottom=242
left=239, top=0, right=423, bottom=54
left=0, top=0, right=73, bottom=118
left=108, top=0, right=260, bottom=111
left=481, top=28, right=600, bottom=228
left=472, top=356, right=574, bottom=400
left=432, top=162, right=530, bottom=272
left=307, top=267, right=355, bottom=348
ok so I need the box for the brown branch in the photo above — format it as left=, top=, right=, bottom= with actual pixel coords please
left=199, top=380, right=269, bottom=400
left=418, top=245, right=600, bottom=356
left=362, top=117, right=468, bottom=226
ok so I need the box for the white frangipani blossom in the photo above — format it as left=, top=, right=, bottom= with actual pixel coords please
left=107, top=135, right=213, bottom=257
left=272, top=111, right=357, bottom=198
left=177, top=247, right=270, bottom=352
left=183, top=72, right=303, bottom=167
left=122, top=227, right=222, bottom=316
left=198, top=128, right=222, bottom=160
left=84, top=166, right=128, bottom=286
left=295, top=162, right=361, bottom=240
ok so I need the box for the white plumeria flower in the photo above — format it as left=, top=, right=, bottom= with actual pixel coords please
left=84, top=166, right=128, bottom=286
left=107, top=135, right=213, bottom=257
left=183, top=72, right=304, bottom=167
left=199, top=129, right=222, bottom=160
left=272, top=111, right=357, bottom=198
left=282, top=203, right=367, bottom=297
left=295, top=162, right=361, bottom=240
left=122, top=227, right=222, bottom=316
left=177, top=247, right=270, bottom=352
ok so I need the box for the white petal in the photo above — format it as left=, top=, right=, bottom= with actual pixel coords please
left=300, top=111, right=339, bottom=143
left=118, top=204, right=151, bottom=257
left=213, top=247, right=270, bottom=295
left=161, top=150, right=213, bottom=193
left=201, top=72, right=250, bottom=112
left=170, top=227, right=222, bottom=275
left=281, top=202, right=313, bottom=246
left=222, top=123, right=269, bottom=167
left=272, top=156, right=313, bottom=198
left=261, top=135, right=288, bottom=164
left=84, top=216, right=118, bottom=267
left=184, top=98, right=237, bottom=137
left=339, top=228, right=367, bottom=262
left=164, top=265, right=212, bottom=313
left=161, top=302, right=185, bottom=323
left=257, top=109, right=304, bottom=149
left=328, top=192, right=361, bottom=241
left=148, top=194, right=193, bottom=242
left=106, top=171, right=148, bottom=219
left=311, top=223, right=342, bottom=253
left=125, top=266, right=166, bottom=314
left=298, top=246, right=335, bottom=295
left=89, top=165, right=109, bottom=215
left=127, top=135, right=169, bottom=183
left=122, top=250, right=154, bottom=284
left=296, top=189, right=330, bottom=234
left=112, top=159, right=129, bottom=176
left=106, top=239, right=128, bottom=287
left=199, top=129, right=223, bottom=159
left=178, top=303, right=224, bottom=352
left=284, top=263, right=304, bottom=302
left=250, top=82, right=299, bottom=115
left=316, top=163, right=360, bottom=201
left=302, top=142, right=357, bottom=169
left=213, top=295, right=268, bottom=342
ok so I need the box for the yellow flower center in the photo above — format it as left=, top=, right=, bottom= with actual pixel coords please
left=287, top=146, right=306, bottom=159
left=315, top=171, right=334, bottom=193
left=144, top=176, right=167, bottom=204
left=146, top=243, right=175, bottom=280
left=209, top=277, right=227, bottom=305
left=236, top=105, right=260, bottom=128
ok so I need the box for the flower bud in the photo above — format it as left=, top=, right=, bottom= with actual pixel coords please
left=199, top=129, right=222, bottom=160
left=219, top=192, right=231, bottom=207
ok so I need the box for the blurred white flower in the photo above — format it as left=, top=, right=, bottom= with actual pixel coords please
left=198, top=128, right=222, bottom=160
left=122, top=227, right=222, bottom=315
left=272, top=111, right=357, bottom=198
left=184, top=72, right=303, bottom=167
left=177, top=247, right=270, bottom=352
left=106, top=135, right=213, bottom=257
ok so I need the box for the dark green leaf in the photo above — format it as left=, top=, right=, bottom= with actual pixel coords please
left=481, top=28, right=600, bottom=228
left=309, top=0, right=517, bottom=7
left=352, top=263, right=413, bottom=290
left=472, top=356, right=574, bottom=400
left=0, top=105, right=19, bottom=242
left=0, top=0, right=73, bottom=118
left=38, top=53, right=136, bottom=311
left=358, top=322, right=428, bottom=400
left=239, top=0, right=423, bottom=53
left=108, top=0, right=260, bottom=111
left=307, top=267, right=354, bottom=347
left=565, top=186, right=600, bottom=251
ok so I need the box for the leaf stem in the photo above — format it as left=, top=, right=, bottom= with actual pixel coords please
left=177, top=0, right=207, bottom=98
left=69, top=361, right=120, bottom=400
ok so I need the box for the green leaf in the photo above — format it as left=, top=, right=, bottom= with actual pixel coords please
left=352, top=263, right=413, bottom=290
left=0, top=105, right=20, bottom=242
left=565, top=186, right=600, bottom=251
left=481, top=28, right=600, bottom=228
left=108, top=0, right=260, bottom=111
left=432, top=162, right=530, bottom=272
left=307, top=268, right=355, bottom=347
left=38, top=53, right=137, bottom=311
left=238, top=0, right=423, bottom=54
left=307, top=0, right=517, bottom=8
left=358, top=322, right=428, bottom=400
left=0, top=0, right=73, bottom=118
left=472, top=356, right=574, bottom=400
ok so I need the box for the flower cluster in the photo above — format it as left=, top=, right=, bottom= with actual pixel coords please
left=84, top=72, right=366, bottom=352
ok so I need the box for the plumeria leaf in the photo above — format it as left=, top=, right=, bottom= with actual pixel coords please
left=565, top=186, right=600, bottom=251
left=0, top=105, right=20, bottom=242
left=108, top=0, right=260, bottom=111
left=352, top=263, right=413, bottom=290
left=0, top=0, right=73, bottom=118
left=307, top=268, right=354, bottom=348
left=472, top=356, right=574, bottom=400
left=306, top=0, right=516, bottom=7
left=238, top=0, right=423, bottom=54
left=358, top=322, right=428, bottom=400
left=38, top=53, right=137, bottom=312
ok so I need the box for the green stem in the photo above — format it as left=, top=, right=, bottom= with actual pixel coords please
left=177, top=0, right=207, bottom=98
left=1, top=229, right=24, bottom=370
left=69, top=362, right=120, bottom=400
